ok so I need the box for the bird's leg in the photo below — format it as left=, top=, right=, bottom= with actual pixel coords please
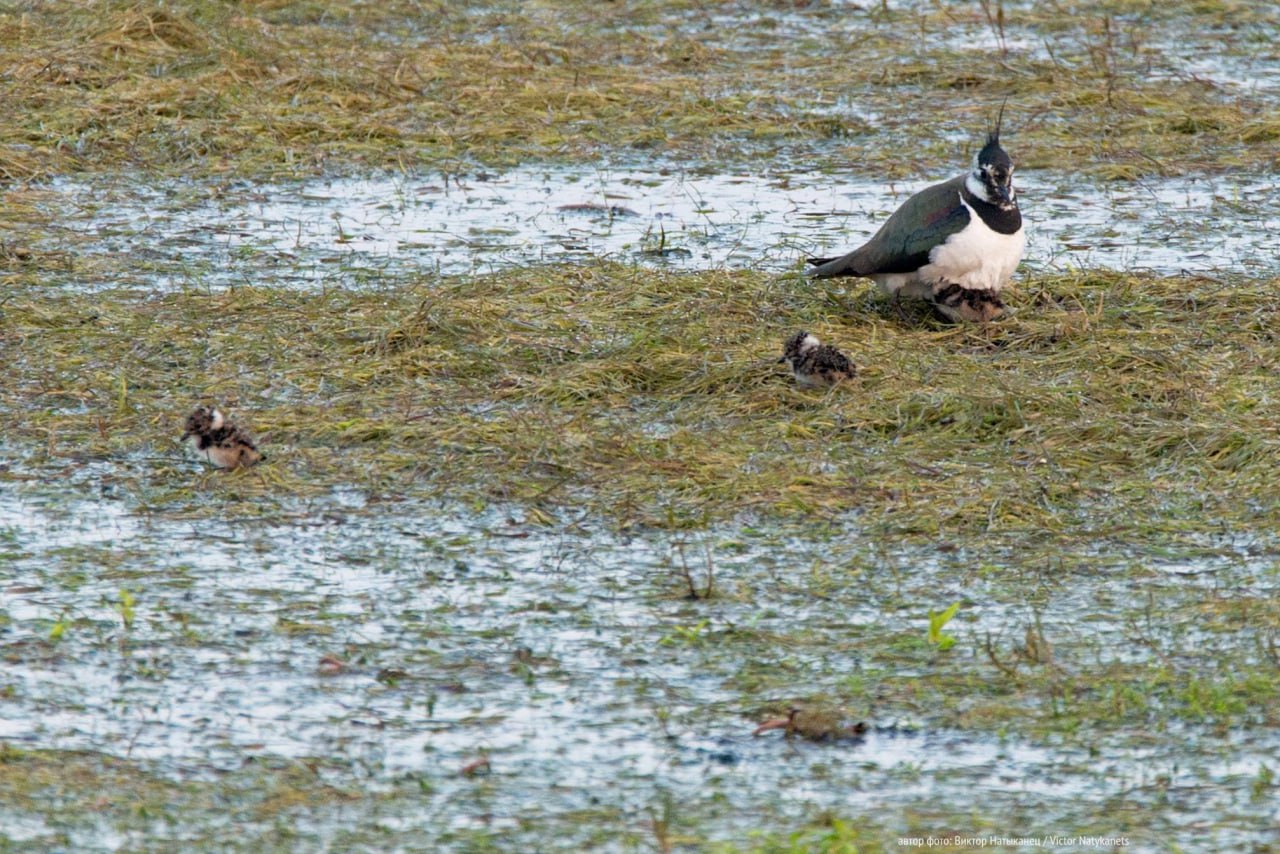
left=891, top=290, right=910, bottom=323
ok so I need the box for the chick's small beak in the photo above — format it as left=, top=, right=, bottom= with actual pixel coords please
left=777, top=356, right=788, bottom=364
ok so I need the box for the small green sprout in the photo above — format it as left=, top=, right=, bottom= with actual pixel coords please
left=928, top=602, right=962, bottom=651
left=118, top=589, right=136, bottom=629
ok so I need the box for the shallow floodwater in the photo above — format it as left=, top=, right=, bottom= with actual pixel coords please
left=1, top=481, right=1278, bottom=849
left=9, top=157, right=1280, bottom=850
left=24, top=166, right=1280, bottom=293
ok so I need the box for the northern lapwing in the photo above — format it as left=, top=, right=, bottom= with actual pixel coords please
left=181, top=406, right=263, bottom=469
left=806, top=112, right=1025, bottom=322
left=779, top=330, right=857, bottom=388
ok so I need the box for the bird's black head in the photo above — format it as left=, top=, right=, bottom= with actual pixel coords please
left=779, top=330, right=819, bottom=364
left=971, top=105, right=1017, bottom=210
left=181, top=405, right=222, bottom=440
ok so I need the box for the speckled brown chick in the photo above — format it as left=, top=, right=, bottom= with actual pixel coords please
left=753, top=706, right=869, bottom=742
left=779, top=330, right=856, bottom=388
left=181, top=406, right=263, bottom=469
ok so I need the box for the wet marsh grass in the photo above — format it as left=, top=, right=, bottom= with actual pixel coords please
left=0, top=1, right=1277, bottom=179
left=6, top=264, right=1279, bottom=538
left=0, top=745, right=387, bottom=851
left=5, top=0, right=1280, bottom=849
left=6, top=219, right=1280, bottom=853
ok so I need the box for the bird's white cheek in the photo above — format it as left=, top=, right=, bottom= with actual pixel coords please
left=964, top=172, right=991, bottom=203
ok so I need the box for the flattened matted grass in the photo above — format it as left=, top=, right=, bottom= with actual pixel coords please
left=0, top=1, right=1276, bottom=178
left=5, top=265, right=1278, bottom=535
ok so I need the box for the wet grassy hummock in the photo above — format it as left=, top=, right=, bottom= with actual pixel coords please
left=6, top=265, right=1278, bottom=536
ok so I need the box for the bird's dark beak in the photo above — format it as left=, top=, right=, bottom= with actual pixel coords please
left=776, top=356, right=787, bottom=364
left=995, top=182, right=1012, bottom=204
left=180, top=428, right=192, bottom=441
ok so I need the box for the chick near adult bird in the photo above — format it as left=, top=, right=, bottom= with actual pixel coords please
left=807, top=111, right=1025, bottom=322
left=779, top=330, right=857, bottom=388
left=181, top=406, right=263, bottom=469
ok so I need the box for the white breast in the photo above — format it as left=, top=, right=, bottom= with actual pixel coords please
left=921, top=197, right=1025, bottom=292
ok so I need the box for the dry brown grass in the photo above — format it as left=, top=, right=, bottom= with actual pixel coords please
left=0, top=1, right=1274, bottom=178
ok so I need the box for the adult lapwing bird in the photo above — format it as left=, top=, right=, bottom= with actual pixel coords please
left=807, top=115, right=1025, bottom=322
left=779, top=330, right=856, bottom=388
left=181, top=405, right=263, bottom=469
